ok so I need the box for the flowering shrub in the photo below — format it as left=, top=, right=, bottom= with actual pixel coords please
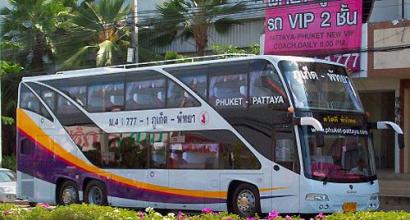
left=0, top=204, right=409, bottom=220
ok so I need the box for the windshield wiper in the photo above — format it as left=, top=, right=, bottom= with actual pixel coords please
left=318, top=175, right=329, bottom=185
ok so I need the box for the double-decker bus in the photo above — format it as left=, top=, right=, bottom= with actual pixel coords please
left=16, top=55, right=403, bottom=216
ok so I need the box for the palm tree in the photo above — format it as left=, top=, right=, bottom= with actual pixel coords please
left=0, top=0, right=69, bottom=72
left=151, top=0, right=246, bottom=56
left=59, top=0, right=130, bottom=68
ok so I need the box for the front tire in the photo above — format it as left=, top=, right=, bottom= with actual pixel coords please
left=57, top=180, right=79, bottom=205
left=84, top=180, right=108, bottom=205
left=230, top=183, right=261, bottom=218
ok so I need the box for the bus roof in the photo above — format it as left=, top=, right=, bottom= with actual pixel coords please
left=21, top=54, right=344, bottom=82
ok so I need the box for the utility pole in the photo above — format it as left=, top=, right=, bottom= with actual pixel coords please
left=402, top=0, right=405, bottom=19
left=131, top=0, right=139, bottom=63
left=0, top=79, right=2, bottom=167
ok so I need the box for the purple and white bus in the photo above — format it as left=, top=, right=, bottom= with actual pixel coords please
left=16, top=55, right=403, bottom=216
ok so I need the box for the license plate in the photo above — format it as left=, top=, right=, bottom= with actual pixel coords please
left=343, top=202, right=357, bottom=212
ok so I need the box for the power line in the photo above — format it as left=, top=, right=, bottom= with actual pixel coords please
left=1, top=0, right=409, bottom=66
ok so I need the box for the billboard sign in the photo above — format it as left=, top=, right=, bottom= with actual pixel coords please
left=264, top=0, right=363, bottom=72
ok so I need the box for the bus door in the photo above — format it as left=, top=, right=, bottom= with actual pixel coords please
left=270, top=126, right=300, bottom=213
left=145, top=133, right=169, bottom=208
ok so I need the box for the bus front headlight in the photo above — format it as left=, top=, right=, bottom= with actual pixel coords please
left=305, top=193, right=329, bottom=201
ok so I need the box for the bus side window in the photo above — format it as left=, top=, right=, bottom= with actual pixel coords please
left=167, top=80, right=200, bottom=108
left=60, top=86, right=87, bottom=109
left=126, top=77, right=166, bottom=110
left=88, top=82, right=124, bottom=112
left=273, top=127, right=300, bottom=173
left=208, top=61, right=249, bottom=108
left=249, top=60, right=288, bottom=108
left=20, top=84, right=53, bottom=121
left=208, top=73, right=248, bottom=108
left=165, top=65, right=208, bottom=100
left=150, top=133, right=167, bottom=169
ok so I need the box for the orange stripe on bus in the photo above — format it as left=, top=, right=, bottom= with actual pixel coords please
left=17, top=109, right=287, bottom=200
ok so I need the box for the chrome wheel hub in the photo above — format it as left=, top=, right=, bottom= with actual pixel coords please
left=88, top=186, right=103, bottom=204
left=236, top=189, right=256, bottom=214
left=62, top=186, right=77, bottom=204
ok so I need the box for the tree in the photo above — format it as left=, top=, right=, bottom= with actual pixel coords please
left=151, top=0, right=245, bottom=56
left=211, top=43, right=260, bottom=55
left=0, top=0, right=69, bottom=72
left=0, top=41, right=23, bottom=156
left=59, top=0, right=131, bottom=68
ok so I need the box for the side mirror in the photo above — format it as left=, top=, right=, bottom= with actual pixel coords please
left=369, top=121, right=405, bottom=149
left=399, top=134, right=405, bottom=149
left=294, top=117, right=325, bottom=147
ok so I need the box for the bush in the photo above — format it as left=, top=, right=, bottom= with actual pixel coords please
left=0, top=203, right=409, bottom=220
left=1, top=155, right=16, bottom=172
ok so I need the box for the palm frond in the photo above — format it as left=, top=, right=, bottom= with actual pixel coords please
left=96, top=40, right=118, bottom=67
left=208, top=2, right=246, bottom=18
left=63, top=45, right=97, bottom=69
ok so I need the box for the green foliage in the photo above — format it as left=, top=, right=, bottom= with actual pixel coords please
left=211, top=43, right=260, bottom=55
left=211, top=44, right=246, bottom=54
left=1, top=116, right=14, bottom=125
left=0, top=61, right=22, bottom=77
left=0, top=0, right=70, bottom=71
left=59, top=0, right=131, bottom=69
left=247, top=43, right=261, bottom=55
left=150, top=0, right=246, bottom=55
left=1, top=154, right=16, bottom=172
left=0, top=60, right=21, bottom=127
left=164, top=51, right=187, bottom=60
left=0, top=204, right=409, bottom=220
left=326, top=211, right=410, bottom=220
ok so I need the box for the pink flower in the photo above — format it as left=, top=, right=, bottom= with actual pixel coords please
left=246, top=217, right=255, bottom=220
left=268, top=210, right=280, bottom=220
left=285, top=215, right=292, bottom=220
left=201, top=207, right=213, bottom=214
left=2, top=210, right=11, bottom=215
left=315, top=212, right=325, bottom=219
left=178, top=211, right=184, bottom=220
left=136, top=211, right=144, bottom=220
left=37, top=203, right=50, bottom=209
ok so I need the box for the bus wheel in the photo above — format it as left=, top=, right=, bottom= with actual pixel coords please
left=230, top=183, right=260, bottom=218
left=58, top=180, right=79, bottom=205
left=84, top=180, right=107, bottom=205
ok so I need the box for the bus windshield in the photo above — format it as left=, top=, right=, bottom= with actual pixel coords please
left=279, top=61, right=363, bottom=112
left=299, top=127, right=376, bottom=183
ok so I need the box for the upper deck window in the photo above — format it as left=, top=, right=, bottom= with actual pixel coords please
left=20, top=84, right=53, bottom=121
left=166, top=59, right=289, bottom=110
left=61, top=86, right=87, bottom=108
left=279, top=61, right=363, bottom=112
left=167, top=80, right=200, bottom=108
left=209, top=73, right=248, bottom=108
left=249, top=60, right=287, bottom=108
left=165, top=65, right=208, bottom=99
left=125, top=77, right=165, bottom=110
left=20, top=87, right=41, bottom=113
left=88, top=82, right=124, bottom=112
left=178, top=74, right=207, bottom=99
left=58, top=86, right=87, bottom=115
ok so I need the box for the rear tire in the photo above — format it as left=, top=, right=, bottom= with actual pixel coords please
left=84, top=180, right=108, bottom=205
left=57, top=180, right=79, bottom=205
left=230, top=183, right=261, bottom=218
